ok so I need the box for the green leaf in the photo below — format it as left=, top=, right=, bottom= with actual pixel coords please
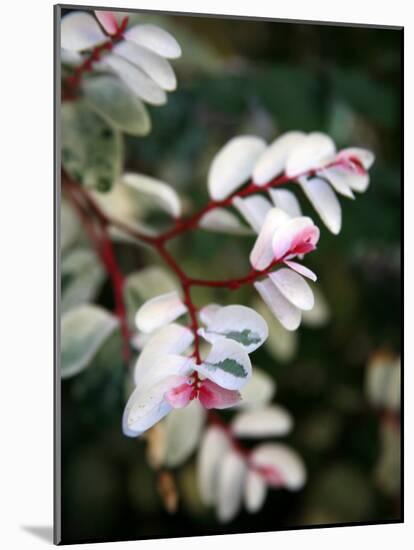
left=204, top=357, right=248, bottom=378
left=209, top=328, right=261, bottom=347
left=83, top=75, right=151, bottom=136
left=61, top=248, right=106, bottom=314
left=60, top=198, right=81, bottom=252
left=61, top=100, right=123, bottom=192
left=61, top=304, right=119, bottom=379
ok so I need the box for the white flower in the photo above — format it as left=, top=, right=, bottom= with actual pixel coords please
left=123, top=302, right=269, bottom=436
left=204, top=132, right=374, bottom=237
left=197, top=408, right=306, bottom=522
left=61, top=10, right=181, bottom=107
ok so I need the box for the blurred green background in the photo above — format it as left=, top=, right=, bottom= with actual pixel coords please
left=60, top=8, right=402, bottom=544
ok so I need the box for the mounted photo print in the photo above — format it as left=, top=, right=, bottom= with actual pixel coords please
left=55, top=4, right=403, bottom=545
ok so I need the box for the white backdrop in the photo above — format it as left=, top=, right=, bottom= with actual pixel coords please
left=0, top=0, right=409, bottom=548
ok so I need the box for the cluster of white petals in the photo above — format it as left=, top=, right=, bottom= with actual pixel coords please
left=61, top=10, right=181, bottom=106
left=205, top=131, right=374, bottom=236
left=197, top=374, right=306, bottom=522
left=201, top=131, right=374, bottom=330
left=123, top=293, right=269, bottom=436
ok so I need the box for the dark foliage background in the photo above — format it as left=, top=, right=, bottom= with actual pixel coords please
left=60, top=8, right=402, bottom=544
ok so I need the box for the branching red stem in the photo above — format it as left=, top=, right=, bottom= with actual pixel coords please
left=62, top=16, right=129, bottom=101
left=61, top=158, right=342, bottom=366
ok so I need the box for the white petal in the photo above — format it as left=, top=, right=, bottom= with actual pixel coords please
left=135, top=291, right=187, bottom=333
left=238, top=368, right=276, bottom=409
left=302, top=286, right=330, bottom=327
left=124, top=24, right=182, bottom=59
left=268, top=188, right=302, bottom=217
left=250, top=443, right=306, bottom=490
left=284, top=260, right=317, bottom=282
left=199, top=303, right=223, bottom=326
left=133, top=324, right=194, bottom=385
left=254, top=278, right=301, bottom=331
left=61, top=12, right=107, bottom=51
left=318, top=166, right=355, bottom=199
left=198, top=304, right=268, bottom=353
left=199, top=208, right=253, bottom=235
left=61, top=48, right=84, bottom=65
left=253, top=131, right=306, bottom=185
left=95, top=10, right=119, bottom=35
left=217, top=451, right=247, bottom=522
left=285, top=132, right=336, bottom=177
left=104, top=54, right=167, bottom=105
left=113, top=41, right=177, bottom=91
left=244, top=470, right=267, bottom=513
left=268, top=268, right=314, bottom=311
left=254, top=298, right=298, bottom=362
left=340, top=147, right=375, bottom=170
left=136, top=354, right=194, bottom=398
left=123, top=376, right=179, bottom=436
left=345, top=171, right=370, bottom=193
left=208, top=136, right=266, bottom=201
left=195, top=338, right=252, bottom=391
left=120, top=172, right=181, bottom=217
left=197, top=426, right=231, bottom=505
left=231, top=405, right=293, bottom=438
left=250, top=207, right=290, bottom=270
left=232, top=195, right=273, bottom=233
left=164, top=399, right=206, bottom=467
left=299, top=176, right=342, bottom=234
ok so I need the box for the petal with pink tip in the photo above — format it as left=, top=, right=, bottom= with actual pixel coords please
left=272, top=216, right=319, bottom=261
left=338, top=147, right=375, bottom=170
left=284, top=260, right=317, bottom=282
left=165, top=378, right=194, bottom=408
left=250, top=207, right=290, bottom=270
left=250, top=443, right=306, bottom=490
left=268, top=268, right=314, bottom=311
left=135, top=291, right=187, bottom=333
left=254, top=278, right=301, bottom=331
left=232, top=195, right=273, bottom=233
left=61, top=12, right=107, bottom=51
left=95, top=10, right=119, bottom=35
left=199, top=379, right=241, bottom=409
left=299, top=176, right=342, bottom=234
left=285, top=132, right=336, bottom=177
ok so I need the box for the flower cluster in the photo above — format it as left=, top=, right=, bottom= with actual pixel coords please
left=123, top=303, right=268, bottom=435
left=61, top=9, right=181, bottom=121
left=60, top=12, right=377, bottom=521
left=197, top=380, right=305, bottom=522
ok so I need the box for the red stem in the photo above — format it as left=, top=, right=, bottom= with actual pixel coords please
left=63, top=174, right=131, bottom=362
left=62, top=16, right=129, bottom=101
